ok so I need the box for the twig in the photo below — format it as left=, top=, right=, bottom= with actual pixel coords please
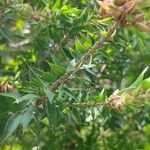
left=36, top=21, right=120, bottom=106
left=50, top=22, right=119, bottom=91
left=63, top=102, right=107, bottom=107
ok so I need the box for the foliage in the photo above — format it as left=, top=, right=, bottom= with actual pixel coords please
left=0, top=0, right=150, bottom=149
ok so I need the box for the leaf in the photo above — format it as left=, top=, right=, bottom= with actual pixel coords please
left=52, top=0, right=61, bottom=10
left=142, top=77, right=150, bottom=89
left=0, top=28, right=14, bottom=42
left=80, top=56, right=95, bottom=70
left=80, top=63, right=95, bottom=70
left=79, top=8, right=88, bottom=22
left=69, top=111, right=78, bottom=124
left=34, top=67, right=55, bottom=83
left=0, top=92, right=21, bottom=99
left=120, top=78, right=128, bottom=90
left=70, top=25, right=85, bottom=35
left=97, top=17, right=113, bottom=24
left=28, top=65, right=45, bottom=84
left=80, top=33, right=92, bottom=49
left=44, top=90, right=55, bottom=103
left=3, top=112, right=22, bottom=141
left=61, top=86, right=76, bottom=100
left=77, top=90, right=82, bottom=102
left=130, top=67, right=148, bottom=88
left=47, top=61, right=65, bottom=75
left=75, top=39, right=85, bottom=52
left=99, top=88, right=106, bottom=101
left=21, top=107, right=34, bottom=129
left=66, top=59, right=76, bottom=72
left=50, top=52, right=62, bottom=66
left=0, top=51, right=6, bottom=57
left=47, top=104, right=60, bottom=127
left=85, top=68, right=97, bottom=76
left=15, top=94, right=39, bottom=104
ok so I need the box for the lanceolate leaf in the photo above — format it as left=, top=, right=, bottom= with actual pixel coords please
left=130, top=67, right=148, bottom=88
left=45, top=90, right=55, bottom=103
left=75, top=39, right=85, bottom=53
left=99, top=88, right=106, bottom=101
left=61, top=86, right=76, bottom=100
left=3, top=107, right=34, bottom=141
left=80, top=33, right=92, bottom=48
left=47, top=61, right=65, bottom=75
left=0, top=92, right=21, bottom=99
left=3, top=112, right=22, bottom=141
left=52, top=0, right=61, bottom=10
left=21, top=107, right=34, bottom=129
left=15, top=94, right=39, bottom=104
left=0, top=28, right=15, bottom=42
left=47, top=104, right=60, bottom=127
left=66, top=59, right=76, bottom=72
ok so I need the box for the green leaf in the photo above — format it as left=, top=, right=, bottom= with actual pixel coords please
left=77, top=90, right=82, bottom=102
left=101, top=30, right=108, bottom=38
left=47, top=61, right=65, bottom=75
left=66, top=59, right=76, bottom=72
left=80, top=56, right=95, bottom=70
left=70, top=26, right=85, bottom=35
left=0, top=28, right=15, bottom=42
left=75, top=39, right=85, bottom=52
left=120, top=78, right=128, bottom=90
left=80, top=63, right=95, bottom=70
left=80, top=33, right=92, bottom=48
left=15, top=94, right=39, bottom=104
left=44, top=90, right=55, bottom=103
left=130, top=67, right=148, bottom=88
left=61, top=86, right=76, bottom=100
left=28, top=65, right=45, bottom=84
left=96, top=17, right=113, bottom=26
left=50, top=52, right=62, bottom=66
left=3, top=112, right=22, bottom=141
left=21, top=107, right=34, bottom=129
left=47, top=104, right=60, bottom=127
left=34, top=68, right=55, bottom=83
left=142, top=77, right=150, bottom=89
left=79, top=8, right=88, bottom=22
left=52, top=0, right=61, bottom=10
left=0, top=92, right=21, bottom=99
left=99, top=88, right=106, bottom=100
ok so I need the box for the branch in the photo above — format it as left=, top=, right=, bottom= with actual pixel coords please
left=50, top=22, right=119, bottom=91
left=63, top=102, right=107, bottom=107
left=36, top=21, right=120, bottom=106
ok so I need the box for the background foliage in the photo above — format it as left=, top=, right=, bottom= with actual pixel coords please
left=0, top=0, right=150, bottom=149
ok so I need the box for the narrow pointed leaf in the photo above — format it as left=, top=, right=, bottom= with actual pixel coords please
left=21, top=107, right=34, bottom=129
left=15, top=94, right=39, bottom=104
left=45, top=90, right=55, bottom=103
left=3, top=113, right=22, bottom=141
left=0, top=92, right=21, bottom=99
left=75, top=39, right=85, bottom=52
left=130, top=67, right=148, bottom=88
left=52, top=0, right=61, bottom=10
left=61, top=87, right=76, bottom=100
